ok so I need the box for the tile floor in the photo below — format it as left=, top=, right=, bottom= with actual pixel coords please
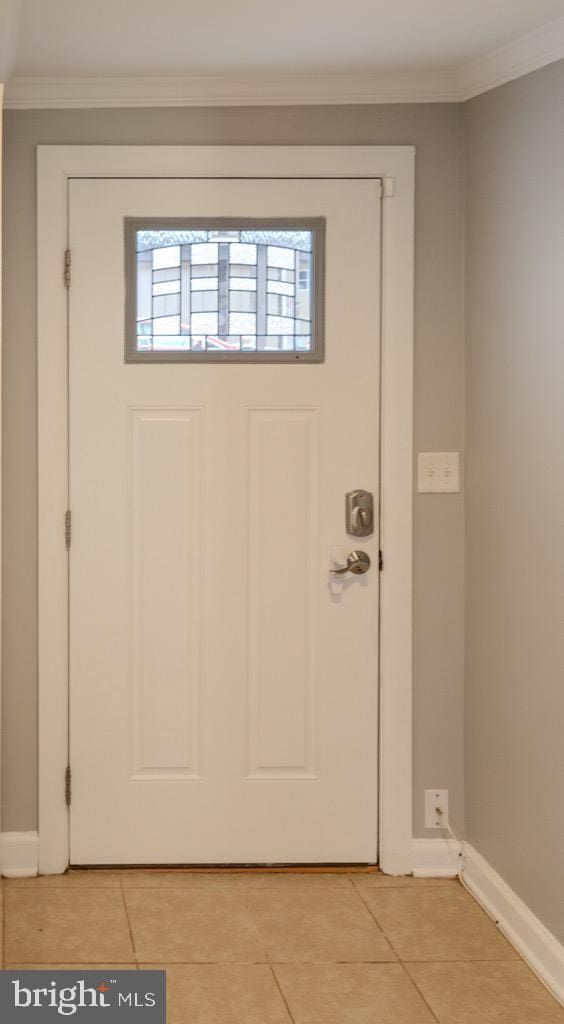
left=2, top=870, right=564, bottom=1022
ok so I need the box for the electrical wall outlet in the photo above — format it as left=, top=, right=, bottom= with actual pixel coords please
left=425, top=789, right=449, bottom=829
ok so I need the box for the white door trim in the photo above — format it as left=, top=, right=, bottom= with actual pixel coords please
left=37, top=145, right=414, bottom=875
left=0, top=83, right=3, bottom=853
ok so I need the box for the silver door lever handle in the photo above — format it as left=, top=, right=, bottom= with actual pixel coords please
left=330, top=550, right=371, bottom=576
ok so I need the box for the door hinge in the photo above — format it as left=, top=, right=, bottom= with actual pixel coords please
left=379, top=550, right=384, bottom=571
left=65, top=509, right=72, bottom=550
left=65, top=765, right=72, bottom=807
left=64, top=249, right=71, bottom=288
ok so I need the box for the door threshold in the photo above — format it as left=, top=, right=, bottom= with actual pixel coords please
left=69, top=863, right=380, bottom=873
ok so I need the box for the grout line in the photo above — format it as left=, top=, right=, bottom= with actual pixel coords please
left=136, top=958, right=270, bottom=966
left=2, top=958, right=525, bottom=966
left=400, top=957, right=526, bottom=963
left=269, top=964, right=298, bottom=1024
left=243, top=895, right=272, bottom=971
left=4, top=886, right=122, bottom=891
left=351, top=880, right=398, bottom=946
left=119, top=877, right=139, bottom=965
left=400, top=962, right=441, bottom=1024
left=133, top=959, right=399, bottom=965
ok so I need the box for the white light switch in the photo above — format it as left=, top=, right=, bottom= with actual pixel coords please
left=417, top=452, right=460, bottom=493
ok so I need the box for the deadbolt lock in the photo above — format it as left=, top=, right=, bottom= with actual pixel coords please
left=345, top=489, right=374, bottom=537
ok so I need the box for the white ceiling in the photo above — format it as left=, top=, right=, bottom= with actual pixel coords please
left=2, top=0, right=564, bottom=106
left=12, top=0, right=564, bottom=76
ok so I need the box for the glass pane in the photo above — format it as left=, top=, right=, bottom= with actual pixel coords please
left=191, top=277, right=218, bottom=291
left=230, top=277, right=257, bottom=292
left=230, top=242, right=257, bottom=265
left=296, top=252, right=311, bottom=321
left=267, top=293, right=294, bottom=317
left=131, top=223, right=320, bottom=359
left=153, top=314, right=181, bottom=334
left=268, top=280, right=294, bottom=296
left=192, top=264, right=218, bottom=278
left=153, top=246, right=180, bottom=270
left=230, top=291, right=257, bottom=313
left=267, top=314, right=295, bottom=335
left=209, top=229, right=239, bottom=242
left=138, top=230, right=207, bottom=251
left=153, top=335, right=191, bottom=350
left=268, top=268, right=294, bottom=283
left=242, top=230, right=311, bottom=251
left=207, top=335, right=241, bottom=352
left=153, top=280, right=181, bottom=296
left=230, top=264, right=256, bottom=279
left=191, top=291, right=218, bottom=313
left=191, top=312, right=219, bottom=334
left=153, top=267, right=181, bottom=284
left=267, top=246, right=295, bottom=270
left=153, top=293, right=180, bottom=319
left=229, top=312, right=256, bottom=335
left=191, top=243, right=218, bottom=265
left=138, top=261, right=152, bottom=320
left=257, top=334, right=293, bottom=351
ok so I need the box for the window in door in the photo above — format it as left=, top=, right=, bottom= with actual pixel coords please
left=125, top=219, right=325, bottom=362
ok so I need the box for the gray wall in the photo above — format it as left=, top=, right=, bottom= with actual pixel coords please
left=465, top=61, right=564, bottom=942
left=2, top=104, right=466, bottom=839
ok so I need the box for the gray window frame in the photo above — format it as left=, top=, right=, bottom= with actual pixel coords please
left=124, top=217, right=325, bottom=363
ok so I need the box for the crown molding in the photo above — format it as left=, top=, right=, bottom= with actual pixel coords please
left=4, top=70, right=460, bottom=108
left=4, top=16, right=564, bottom=109
left=457, top=15, right=564, bottom=100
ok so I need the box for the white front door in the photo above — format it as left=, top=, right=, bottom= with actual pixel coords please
left=69, top=176, right=381, bottom=864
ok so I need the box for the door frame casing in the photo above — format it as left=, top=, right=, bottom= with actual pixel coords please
left=37, top=145, right=415, bottom=875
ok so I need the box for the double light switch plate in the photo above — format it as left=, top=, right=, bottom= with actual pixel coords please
left=417, top=452, right=461, bottom=493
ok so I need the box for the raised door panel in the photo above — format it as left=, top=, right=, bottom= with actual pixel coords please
left=129, top=408, right=202, bottom=779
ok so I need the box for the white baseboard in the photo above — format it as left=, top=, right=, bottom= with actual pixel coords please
left=1, top=831, right=39, bottom=877
left=462, top=844, right=564, bottom=1007
left=412, top=837, right=462, bottom=877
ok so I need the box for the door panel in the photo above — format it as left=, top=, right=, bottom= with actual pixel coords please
left=130, top=408, right=202, bottom=780
left=69, top=177, right=381, bottom=863
left=247, top=408, right=318, bottom=779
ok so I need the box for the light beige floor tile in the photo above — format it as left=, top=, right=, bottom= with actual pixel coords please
left=275, top=963, right=436, bottom=1023
left=5, top=889, right=135, bottom=963
left=120, top=870, right=239, bottom=891
left=125, top=890, right=266, bottom=963
left=352, top=874, right=461, bottom=892
left=407, top=962, right=564, bottom=1022
left=363, top=886, right=518, bottom=962
left=139, top=964, right=291, bottom=1023
left=247, top=892, right=396, bottom=963
left=5, top=871, right=121, bottom=888
left=237, top=872, right=355, bottom=892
